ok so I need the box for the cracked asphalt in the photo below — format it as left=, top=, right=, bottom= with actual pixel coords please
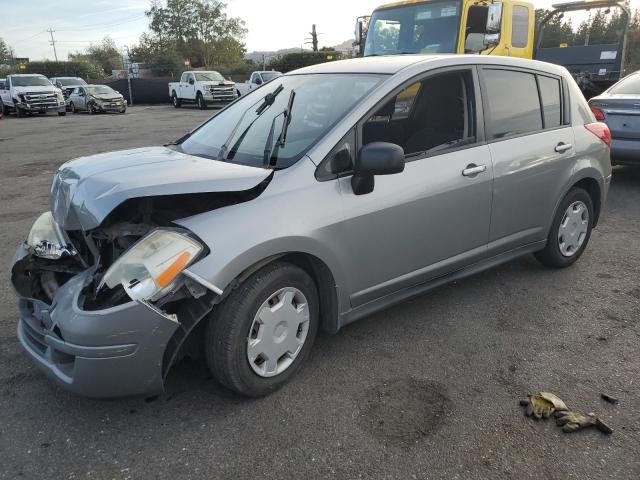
left=1, top=106, right=639, bottom=479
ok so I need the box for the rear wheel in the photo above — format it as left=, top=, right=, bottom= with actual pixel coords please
left=205, top=261, right=319, bottom=397
left=196, top=92, right=207, bottom=110
left=535, top=187, right=594, bottom=268
left=172, top=91, right=181, bottom=108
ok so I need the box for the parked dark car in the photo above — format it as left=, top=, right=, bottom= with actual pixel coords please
left=589, top=71, right=640, bottom=165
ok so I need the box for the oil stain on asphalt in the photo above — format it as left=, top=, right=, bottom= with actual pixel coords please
left=359, top=377, right=451, bottom=447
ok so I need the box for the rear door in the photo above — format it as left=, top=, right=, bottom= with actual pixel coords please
left=480, top=67, right=575, bottom=253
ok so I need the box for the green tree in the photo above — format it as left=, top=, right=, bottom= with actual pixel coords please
left=69, top=37, right=122, bottom=75
left=145, top=0, right=246, bottom=69
left=0, top=37, right=11, bottom=64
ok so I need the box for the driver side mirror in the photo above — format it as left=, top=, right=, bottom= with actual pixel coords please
left=352, top=142, right=405, bottom=195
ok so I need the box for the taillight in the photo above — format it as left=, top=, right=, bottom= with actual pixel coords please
left=590, top=105, right=606, bottom=121
left=585, top=122, right=612, bottom=147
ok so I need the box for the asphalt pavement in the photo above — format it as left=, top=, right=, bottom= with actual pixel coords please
left=1, top=106, right=639, bottom=479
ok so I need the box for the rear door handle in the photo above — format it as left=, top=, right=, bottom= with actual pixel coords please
left=555, top=143, right=573, bottom=153
left=462, top=164, right=487, bottom=177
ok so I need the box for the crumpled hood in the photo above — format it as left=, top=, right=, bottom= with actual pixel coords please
left=50, top=146, right=271, bottom=231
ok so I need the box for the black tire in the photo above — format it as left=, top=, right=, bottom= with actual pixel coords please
left=172, top=91, right=181, bottom=108
left=535, top=187, right=594, bottom=268
left=57, top=111, right=66, bottom=116
left=205, top=261, right=319, bottom=397
left=196, top=92, right=207, bottom=110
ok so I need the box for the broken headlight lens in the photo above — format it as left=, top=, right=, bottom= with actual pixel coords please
left=99, top=229, right=203, bottom=302
left=26, top=212, right=76, bottom=260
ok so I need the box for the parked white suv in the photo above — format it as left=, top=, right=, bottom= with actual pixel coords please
left=0, top=74, right=66, bottom=117
left=169, top=71, right=236, bottom=109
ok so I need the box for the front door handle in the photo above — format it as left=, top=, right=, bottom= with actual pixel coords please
left=462, top=164, right=487, bottom=177
left=555, top=143, right=573, bottom=153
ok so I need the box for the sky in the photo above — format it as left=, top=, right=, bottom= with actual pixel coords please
left=2, top=0, right=638, bottom=61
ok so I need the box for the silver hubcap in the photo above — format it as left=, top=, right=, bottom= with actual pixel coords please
left=558, top=201, right=589, bottom=257
left=247, top=287, right=310, bottom=378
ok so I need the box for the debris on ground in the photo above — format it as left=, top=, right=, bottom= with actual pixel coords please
left=601, top=393, right=619, bottom=404
left=555, top=410, right=613, bottom=434
left=519, top=392, right=613, bottom=435
left=519, top=392, right=568, bottom=419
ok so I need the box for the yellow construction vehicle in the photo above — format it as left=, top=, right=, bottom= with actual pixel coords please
left=355, top=0, right=630, bottom=95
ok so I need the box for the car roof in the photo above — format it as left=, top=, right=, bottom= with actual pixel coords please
left=290, top=54, right=569, bottom=77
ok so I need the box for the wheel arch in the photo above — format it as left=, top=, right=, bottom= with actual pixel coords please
left=226, top=252, right=341, bottom=335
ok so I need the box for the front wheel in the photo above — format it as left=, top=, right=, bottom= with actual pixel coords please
left=205, top=262, right=319, bottom=397
left=535, top=187, right=594, bottom=268
left=196, top=92, right=207, bottom=110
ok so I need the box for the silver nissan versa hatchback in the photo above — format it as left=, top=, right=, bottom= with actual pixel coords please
left=12, top=55, right=612, bottom=398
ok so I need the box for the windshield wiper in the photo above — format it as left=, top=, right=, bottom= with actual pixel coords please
left=217, top=84, right=284, bottom=160
left=262, top=89, right=296, bottom=169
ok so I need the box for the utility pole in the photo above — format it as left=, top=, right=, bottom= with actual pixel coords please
left=47, top=28, right=58, bottom=61
left=310, top=24, right=318, bottom=52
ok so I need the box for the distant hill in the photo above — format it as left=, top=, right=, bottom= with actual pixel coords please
left=245, top=40, right=354, bottom=63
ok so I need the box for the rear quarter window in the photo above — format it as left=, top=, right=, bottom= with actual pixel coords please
left=483, top=69, right=542, bottom=139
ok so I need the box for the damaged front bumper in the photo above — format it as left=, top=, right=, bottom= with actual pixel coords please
left=13, top=246, right=180, bottom=398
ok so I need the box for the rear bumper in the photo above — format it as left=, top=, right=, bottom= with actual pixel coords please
left=611, top=138, right=640, bottom=164
left=13, top=248, right=179, bottom=398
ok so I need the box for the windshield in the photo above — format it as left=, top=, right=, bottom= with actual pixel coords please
left=609, top=74, right=640, bottom=95
left=58, top=77, right=87, bottom=86
left=261, top=72, right=282, bottom=82
left=181, top=73, right=385, bottom=169
left=195, top=72, right=224, bottom=82
left=364, top=0, right=461, bottom=56
left=86, top=85, right=117, bottom=95
left=11, top=76, right=52, bottom=87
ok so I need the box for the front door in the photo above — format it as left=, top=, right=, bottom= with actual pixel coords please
left=337, top=68, right=494, bottom=307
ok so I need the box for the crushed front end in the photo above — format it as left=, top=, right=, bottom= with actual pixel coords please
left=11, top=203, right=221, bottom=398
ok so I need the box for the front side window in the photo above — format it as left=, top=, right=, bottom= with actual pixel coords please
left=538, top=75, right=562, bottom=128
left=364, top=0, right=462, bottom=55
left=363, top=70, right=475, bottom=156
left=483, top=69, right=542, bottom=139
left=180, top=73, right=385, bottom=169
left=511, top=6, right=530, bottom=48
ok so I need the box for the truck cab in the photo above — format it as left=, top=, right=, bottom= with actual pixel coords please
left=237, top=71, right=284, bottom=96
left=358, top=0, right=534, bottom=59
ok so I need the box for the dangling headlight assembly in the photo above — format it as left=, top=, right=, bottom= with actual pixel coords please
left=98, top=229, right=203, bottom=302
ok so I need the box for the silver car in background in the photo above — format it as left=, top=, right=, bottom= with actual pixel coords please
left=68, top=84, right=127, bottom=114
left=11, top=55, right=611, bottom=399
left=589, top=71, right=640, bottom=166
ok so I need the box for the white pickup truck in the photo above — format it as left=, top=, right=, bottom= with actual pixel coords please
left=169, top=71, right=237, bottom=109
left=0, top=74, right=66, bottom=117
left=236, top=71, right=283, bottom=96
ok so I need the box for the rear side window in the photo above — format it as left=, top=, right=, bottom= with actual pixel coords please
left=538, top=75, right=562, bottom=128
left=512, top=6, right=529, bottom=48
left=483, top=69, right=542, bottom=139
